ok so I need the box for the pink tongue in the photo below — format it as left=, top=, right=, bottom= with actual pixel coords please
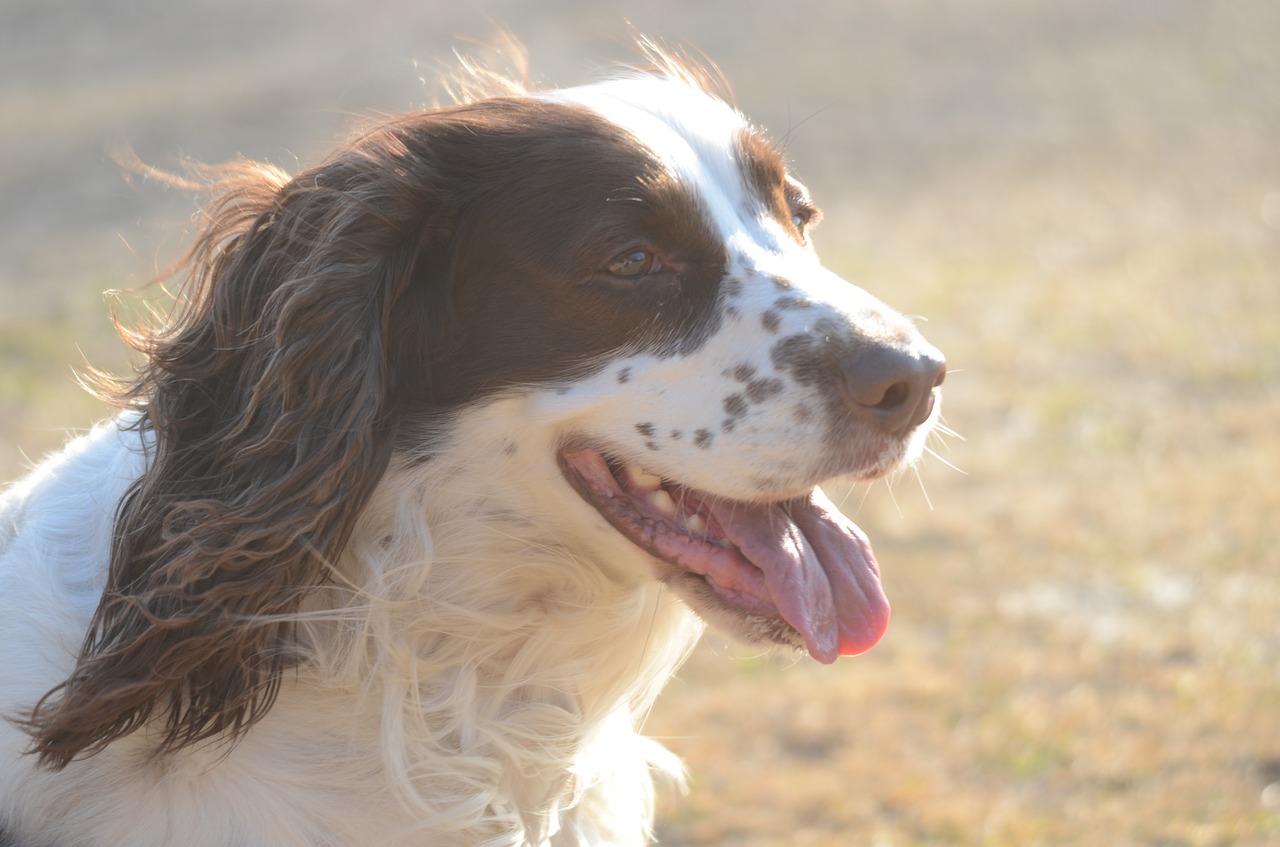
left=707, top=489, right=890, bottom=664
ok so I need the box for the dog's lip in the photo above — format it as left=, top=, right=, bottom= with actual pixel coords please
left=556, top=445, right=890, bottom=662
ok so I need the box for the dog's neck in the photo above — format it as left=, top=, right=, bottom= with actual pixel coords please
left=296, top=403, right=705, bottom=843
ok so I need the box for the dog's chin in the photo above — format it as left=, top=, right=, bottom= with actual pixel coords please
left=556, top=446, right=892, bottom=664
left=657, top=568, right=810, bottom=653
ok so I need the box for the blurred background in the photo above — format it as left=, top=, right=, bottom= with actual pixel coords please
left=2, top=1, right=1277, bottom=844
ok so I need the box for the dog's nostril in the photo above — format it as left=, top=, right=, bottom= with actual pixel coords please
left=872, top=381, right=911, bottom=412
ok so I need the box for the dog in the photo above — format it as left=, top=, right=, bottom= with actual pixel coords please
left=0, top=48, right=945, bottom=847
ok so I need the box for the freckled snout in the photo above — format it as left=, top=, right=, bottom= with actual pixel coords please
left=839, top=341, right=946, bottom=435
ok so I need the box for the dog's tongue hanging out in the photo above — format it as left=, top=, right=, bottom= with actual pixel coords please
left=700, top=489, right=890, bottom=663
left=558, top=449, right=891, bottom=662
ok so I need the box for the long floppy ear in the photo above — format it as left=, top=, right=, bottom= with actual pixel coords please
left=24, top=130, right=447, bottom=768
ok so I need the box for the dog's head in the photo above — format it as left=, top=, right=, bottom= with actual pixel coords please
left=537, top=75, right=946, bottom=664
left=28, top=53, right=943, bottom=767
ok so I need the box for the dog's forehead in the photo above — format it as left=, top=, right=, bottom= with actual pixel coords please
left=546, top=77, right=784, bottom=231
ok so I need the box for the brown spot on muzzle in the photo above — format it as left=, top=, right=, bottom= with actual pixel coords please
left=744, top=377, right=784, bottom=403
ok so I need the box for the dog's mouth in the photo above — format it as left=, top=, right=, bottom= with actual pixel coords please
left=557, top=447, right=890, bottom=663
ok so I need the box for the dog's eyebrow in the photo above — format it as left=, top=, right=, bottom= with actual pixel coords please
left=735, top=130, right=795, bottom=230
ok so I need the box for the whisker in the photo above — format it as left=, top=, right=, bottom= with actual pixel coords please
left=912, top=465, right=935, bottom=511
left=924, top=445, right=967, bottom=475
left=832, top=483, right=855, bottom=510
left=883, top=476, right=904, bottom=519
left=852, top=482, right=874, bottom=519
left=932, top=422, right=965, bottom=441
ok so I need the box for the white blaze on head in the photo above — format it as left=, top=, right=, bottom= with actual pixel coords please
left=547, top=77, right=769, bottom=240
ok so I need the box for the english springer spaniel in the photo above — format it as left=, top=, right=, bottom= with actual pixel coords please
left=0, top=51, right=945, bottom=846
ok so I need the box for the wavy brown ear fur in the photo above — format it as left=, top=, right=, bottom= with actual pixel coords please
left=23, top=124, right=449, bottom=769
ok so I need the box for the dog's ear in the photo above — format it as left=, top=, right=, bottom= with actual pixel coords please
left=24, top=127, right=449, bottom=768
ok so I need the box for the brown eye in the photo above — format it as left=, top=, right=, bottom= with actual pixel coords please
left=784, top=177, right=821, bottom=239
left=607, top=249, right=662, bottom=278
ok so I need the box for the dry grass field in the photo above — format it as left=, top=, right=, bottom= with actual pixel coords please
left=2, top=1, right=1277, bottom=844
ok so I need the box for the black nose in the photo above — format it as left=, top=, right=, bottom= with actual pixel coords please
left=840, top=342, right=946, bottom=434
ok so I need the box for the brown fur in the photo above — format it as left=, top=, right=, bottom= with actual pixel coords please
left=25, top=142, right=427, bottom=766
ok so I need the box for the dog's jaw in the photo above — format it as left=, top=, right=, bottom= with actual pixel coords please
left=556, top=446, right=890, bottom=663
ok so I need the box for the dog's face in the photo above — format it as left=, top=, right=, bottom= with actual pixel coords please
left=415, top=76, right=946, bottom=664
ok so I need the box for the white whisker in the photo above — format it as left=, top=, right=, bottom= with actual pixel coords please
left=912, top=464, right=934, bottom=511
left=852, top=482, right=874, bottom=519
left=932, top=421, right=965, bottom=441
left=924, top=445, right=967, bottom=475
left=883, top=475, right=904, bottom=519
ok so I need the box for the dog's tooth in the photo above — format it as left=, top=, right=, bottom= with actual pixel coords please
left=628, top=464, right=662, bottom=489
left=683, top=514, right=706, bottom=534
left=637, top=473, right=663, bottom=489
left=650, top=490, right=677, bottom=515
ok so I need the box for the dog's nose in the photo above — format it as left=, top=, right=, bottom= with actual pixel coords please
left=840, top=342, right=946, bottom=434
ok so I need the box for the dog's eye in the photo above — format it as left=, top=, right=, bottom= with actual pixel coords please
left=607, top=249, right=662, bottom=278
left=784, top=177, right=821, bottom=240
left=789, top=202, right=820, bottom=235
